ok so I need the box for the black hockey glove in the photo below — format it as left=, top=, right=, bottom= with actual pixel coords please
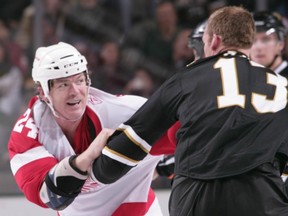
left=156, top=154, right=175, bottom=179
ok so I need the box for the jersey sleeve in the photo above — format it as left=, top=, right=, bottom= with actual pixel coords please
left=92, top=73, right=183, bottom=184
left=8, top=108, right=58, bottom=208
left=149, top=121, right=180, bottom=155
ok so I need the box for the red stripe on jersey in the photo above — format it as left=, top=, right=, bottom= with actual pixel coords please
left=9, top=97, right=41, bottom=158
left=9, top=133, right=41, bottom=159
left=28, top=96, right=38, bottom=108
left=14, top=157, right=57, bottom=208
left=112, top=188, right=155, bottom=216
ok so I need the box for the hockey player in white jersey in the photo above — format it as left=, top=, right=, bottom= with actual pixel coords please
left=8, top=42, right=176, bottom=216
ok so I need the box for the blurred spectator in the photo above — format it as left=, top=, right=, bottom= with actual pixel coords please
left=123, top=67, right=156, bottom=98
left=72, top=39, right=99, bottom=73
left=15, top=0, right=67, bottom=67
left=15, top=1, right=64, bottom=106
left=0, top=42, right=23, bottom=117
left=0, top=0, right=31, bottom=29
left=271, top=0, right=288, bottom=16
left=172, top=28, right=195, bottom=69
left=139, top=1, right=179, bottom=67
left=63, top=0, right=123, bottom=45
left=0, top=41, right=23, bottom=167
left=126, top=0, right=156, bottom=25
left=124, top=0, right=181, bottom=83
left=14, top=5, right=35, bottom=64
left=173, top=0, right=207, bottom=28
left=90, top=41, right=131, bottom=94
left=0, top=18, right=28, bottom=76
left=43, top=0, right=67, bottom=36
left=42, top=15, right=60, bottom=46
left=39, top=0, right=67, bottom=46
left=207, top=0, right=227, bottom=14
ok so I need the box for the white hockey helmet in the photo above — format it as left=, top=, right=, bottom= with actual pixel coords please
left=32, top=42, right=88, bottom=97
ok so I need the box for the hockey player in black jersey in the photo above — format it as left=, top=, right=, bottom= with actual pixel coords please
left=251, top=11, right=288, bottom=77
left=92, top=6, right=288, bottom=216
left=154, top=19, right=208, bottom=180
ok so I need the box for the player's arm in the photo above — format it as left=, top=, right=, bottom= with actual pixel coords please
left=9, top=106, right=110, bottom=210
left=152, top=121, right=180, bottom=179
left=9, top=108, right=86, bottom=210
left=91, top=74, right=182, bottom=184
left=39, top=155, right=87, bottom=210
left=9, top=107, right=61, bottom=208
left=40, top=129, right=112, bottom=210
left=10, top=134, right=88, bottom=210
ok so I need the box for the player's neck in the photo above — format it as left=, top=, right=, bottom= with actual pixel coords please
left=218, top=47, right=250, bottom=57
left=270, top=56, right=283, bottom=71
left=56, top=117, right=81, bottom=142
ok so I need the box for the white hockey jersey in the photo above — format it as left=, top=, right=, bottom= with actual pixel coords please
left=9, top=88, right=175, bottom=216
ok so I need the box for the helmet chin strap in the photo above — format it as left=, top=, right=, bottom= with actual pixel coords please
left=266, top=54, right=279, bottom=69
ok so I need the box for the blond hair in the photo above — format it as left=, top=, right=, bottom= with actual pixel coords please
left=207, top=6, right=255, bottom=49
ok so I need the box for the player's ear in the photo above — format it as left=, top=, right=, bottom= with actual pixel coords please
left=211, top=34, right=221, bottom=52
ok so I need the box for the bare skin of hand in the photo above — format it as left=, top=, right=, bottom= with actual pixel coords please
left=74, top=128, right=115, bottom=172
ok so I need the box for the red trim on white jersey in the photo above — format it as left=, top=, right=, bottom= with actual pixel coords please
left=112, top=188, right=156, bottom=216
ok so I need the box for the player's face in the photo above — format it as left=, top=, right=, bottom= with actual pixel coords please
left=49, top=73, right=89, bottom=121
left=250, top=31, right=283, bottom=67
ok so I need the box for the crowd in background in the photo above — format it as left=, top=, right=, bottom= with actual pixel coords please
left=0, top=0, right=288, bottom=188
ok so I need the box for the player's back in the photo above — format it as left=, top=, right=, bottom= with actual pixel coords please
left=92, top=50, right=288, bottom=186
left=173, top=50, right=288, bottom=179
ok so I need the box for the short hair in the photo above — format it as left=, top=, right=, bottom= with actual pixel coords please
left=206, top=6, right=255, bottom=49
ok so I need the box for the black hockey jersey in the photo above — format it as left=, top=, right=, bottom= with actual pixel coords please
left=278, top=61, right=288, bottom=78
left=93, top=51, right=288, bottom=183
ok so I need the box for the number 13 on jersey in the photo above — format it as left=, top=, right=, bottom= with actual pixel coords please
left=215, top=58, right=288, bottom=113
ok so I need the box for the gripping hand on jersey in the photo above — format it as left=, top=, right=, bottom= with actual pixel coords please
left=39, top=129, right=113, bottom=210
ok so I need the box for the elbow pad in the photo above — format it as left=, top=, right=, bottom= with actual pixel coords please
left=91, top=155, right=134, bottom=184
left=39, top=155, right=87, bottom=210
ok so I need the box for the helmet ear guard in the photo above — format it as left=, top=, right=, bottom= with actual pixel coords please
left=32, top=42, right=89, bottom=97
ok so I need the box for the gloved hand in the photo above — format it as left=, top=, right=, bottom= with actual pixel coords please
left=155, top=154, right=175, bottom=179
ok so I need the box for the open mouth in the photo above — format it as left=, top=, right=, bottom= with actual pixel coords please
left=67, top=100, right=81, bottom=106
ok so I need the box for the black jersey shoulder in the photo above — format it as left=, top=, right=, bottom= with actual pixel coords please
left=279, top=64, right=288, bottom=78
